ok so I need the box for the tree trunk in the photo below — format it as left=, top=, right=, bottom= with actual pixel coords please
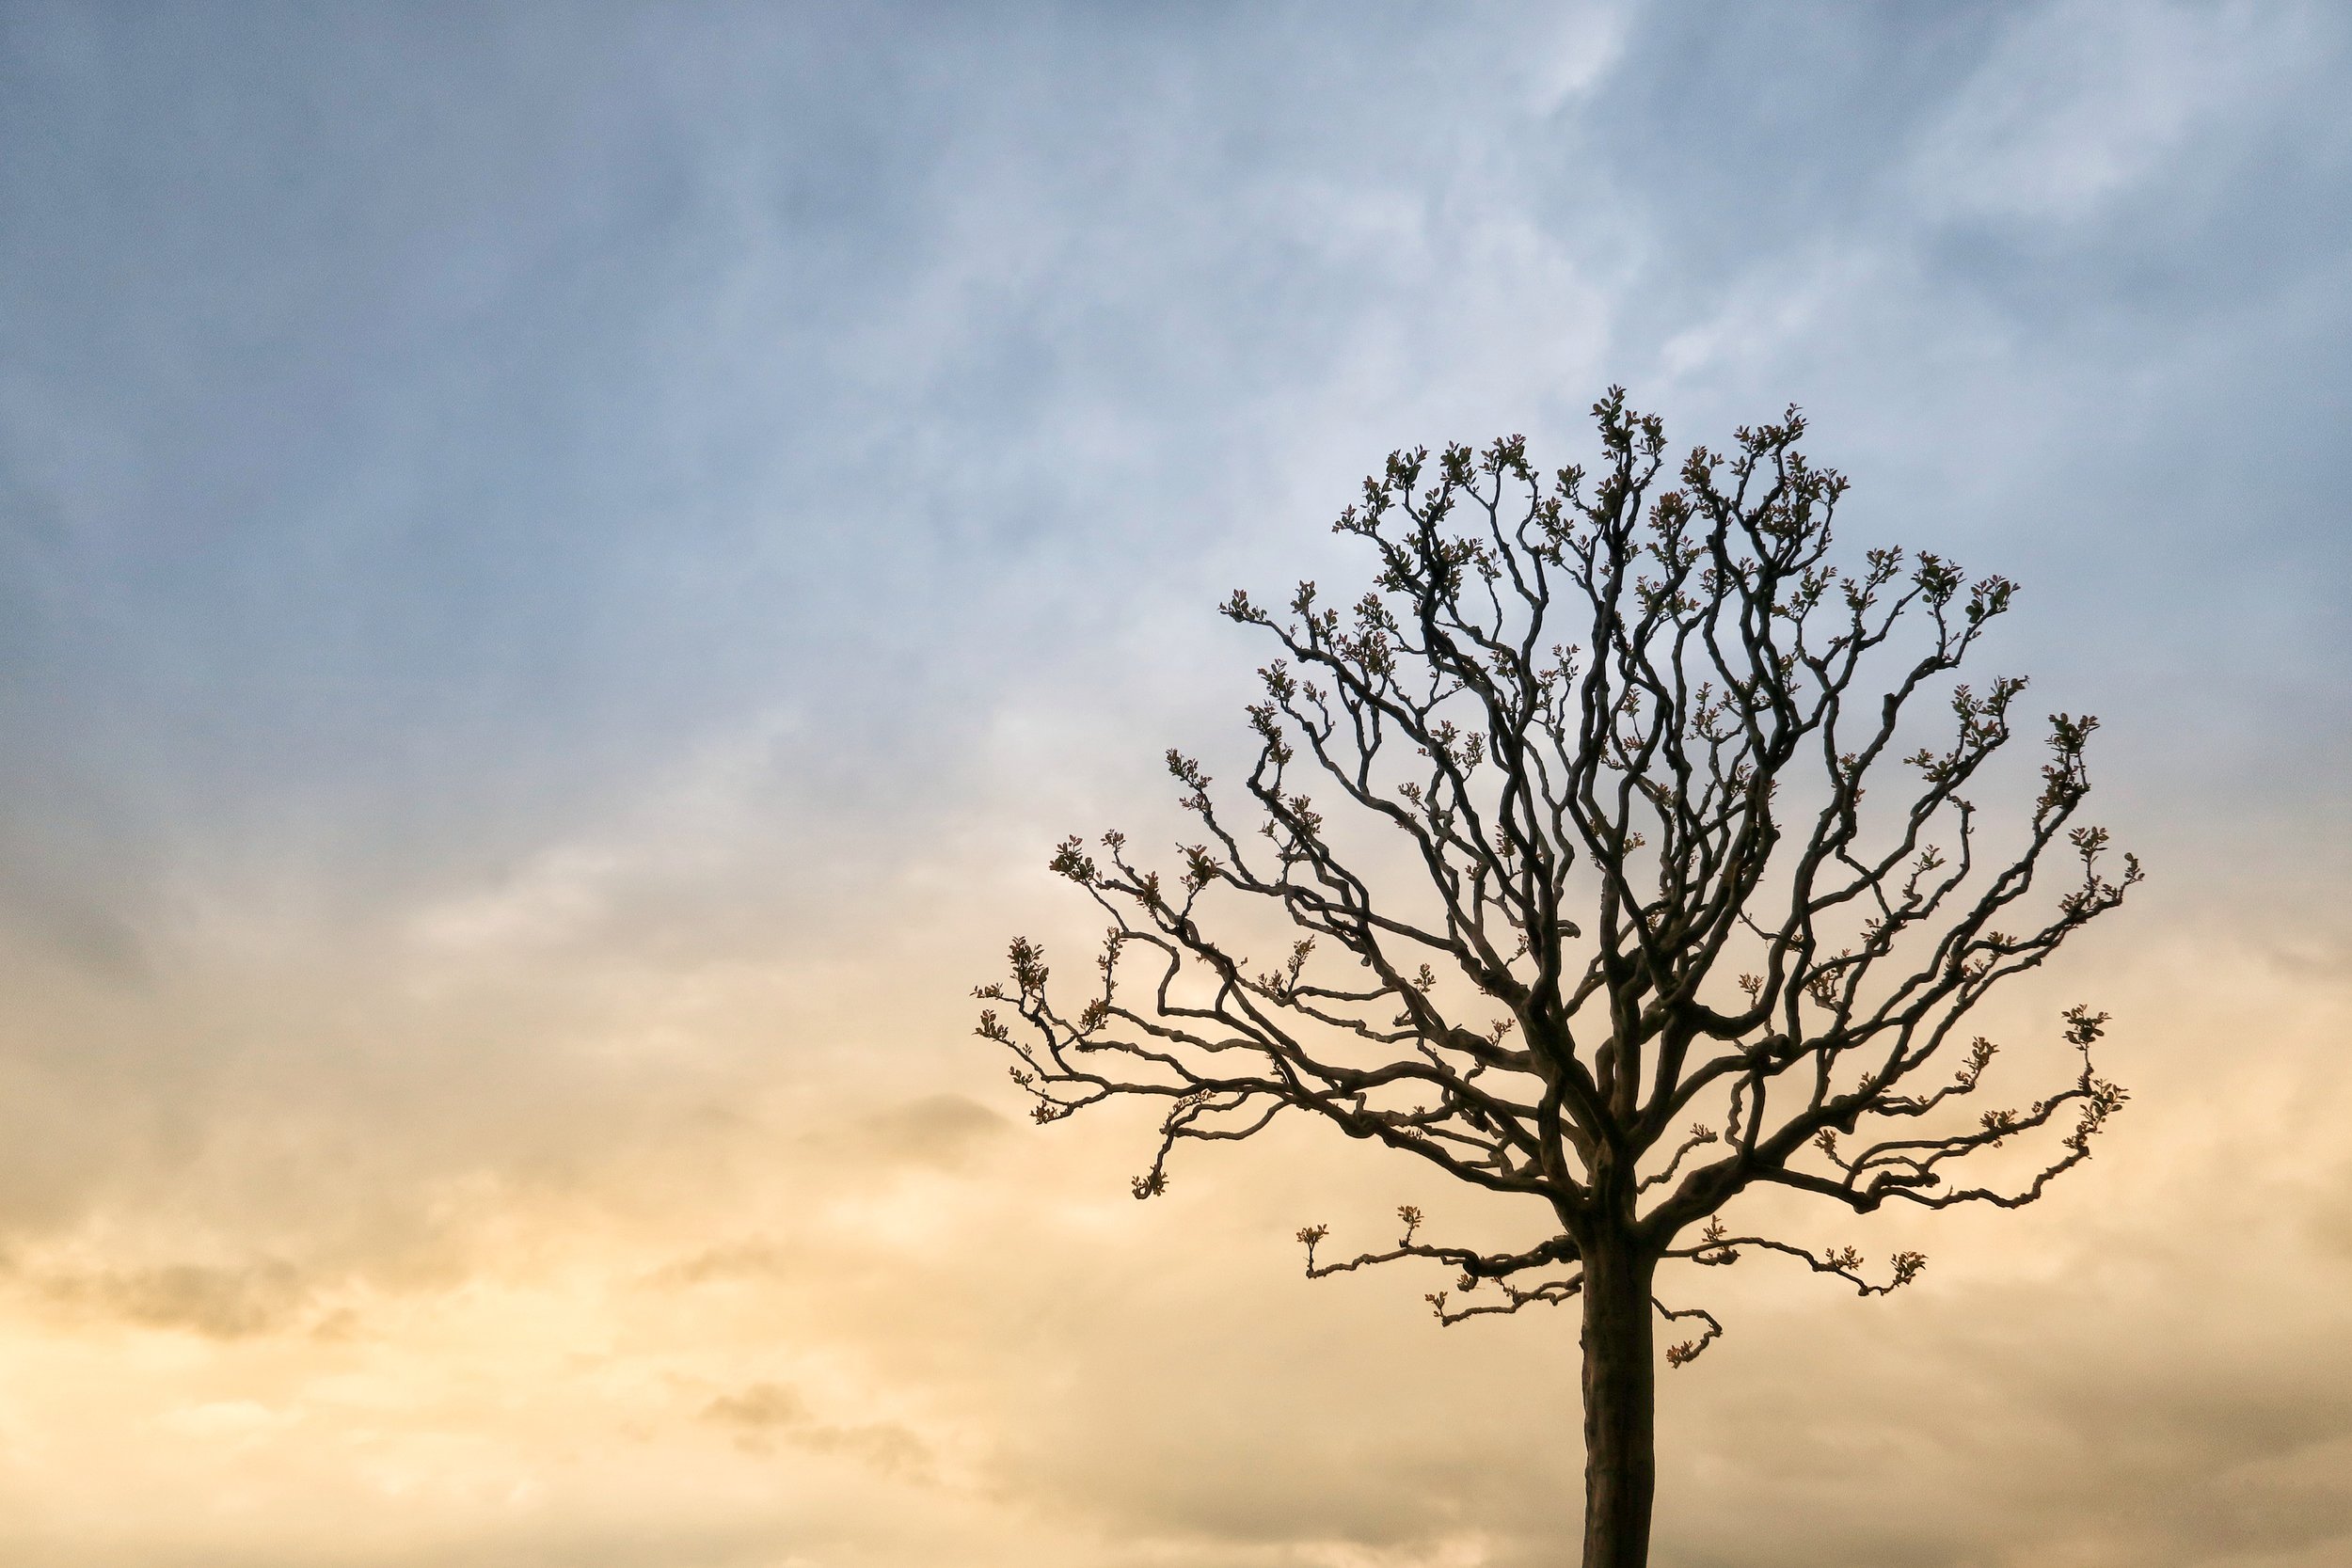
left=1579, top=1238, right=1658, bottom=1568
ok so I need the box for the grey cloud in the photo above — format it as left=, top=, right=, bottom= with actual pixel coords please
left=700, top=1379, right=931, bottom=1480
left=2305, top=1158, right=2352, bottom=1265
left=643, top=1237, right=802, bottom=1291
left=0, top=880, right=148, bottom=987
left=850, top=1093, right=1008, bottom=1169
left=35, top=1257, right=310, bottom=1339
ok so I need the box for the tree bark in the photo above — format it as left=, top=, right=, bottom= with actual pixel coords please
left=1580, top=1238, right=1658, bottom=1568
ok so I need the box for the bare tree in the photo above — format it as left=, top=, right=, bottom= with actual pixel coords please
left=976, top=389, right=2137, bottom=1568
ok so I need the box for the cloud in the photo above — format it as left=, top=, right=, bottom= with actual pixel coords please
left=34, top=1258, right=311, bottom=1339
left=155, top=1398, right=304, bottom=1442
left=699, top=1380, right=933, bottom=1481
left=847, top=1095, right=1008, bottom=1170
left=1907, top=0, right=2320, bottom=224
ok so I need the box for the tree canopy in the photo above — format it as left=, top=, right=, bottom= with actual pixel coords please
left=977, top=388, right=2137, bottom=1567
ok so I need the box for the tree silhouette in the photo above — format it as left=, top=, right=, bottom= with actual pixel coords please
left=976, top=390, right=2137, bottom=1568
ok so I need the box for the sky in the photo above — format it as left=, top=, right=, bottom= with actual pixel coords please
left=0, top=2, right=2348, bottom=1564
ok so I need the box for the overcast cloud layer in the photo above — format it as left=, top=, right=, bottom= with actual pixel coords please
left=1, top=4, right=2348, bottom=1565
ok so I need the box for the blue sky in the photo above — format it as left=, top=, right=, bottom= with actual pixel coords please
left=5, top=3, right=2344, bottom=918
